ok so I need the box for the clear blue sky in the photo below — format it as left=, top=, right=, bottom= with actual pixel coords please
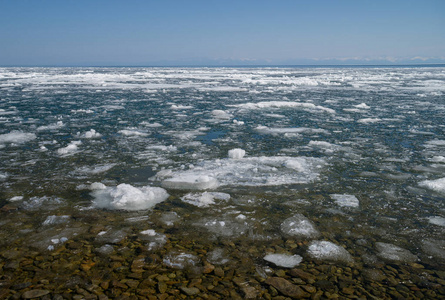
left=0, top=0, right=444, bottom=66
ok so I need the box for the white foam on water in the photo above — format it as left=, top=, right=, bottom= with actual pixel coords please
left=428, top=216, right=445, bottom=227
left=91, top=183, right=169, bottom=211
left=280, top=214, right=320, bottom=239
left=307, top=241, right=353, bottom=263
left=228, top=148, right=246, bottom=159
left=232, top=101, right=335, bottom=114
left=43, top=215, right=70, bottom=226
left=181, top=192, right=230, bottom=207
left=263, top=253, right=303, bottom=268
left=375, top=242, right=417, bottom=262
left=157, top=156, right=324, bottom=189
left=419, top=177, right=445, bottom=194
left=57, top=141, right=81, bottom=155
left=330, top=194, right=359, bottom=208
left=163, top=251, right=199, bottom=269
left=0, top=131, right=36, bottom=144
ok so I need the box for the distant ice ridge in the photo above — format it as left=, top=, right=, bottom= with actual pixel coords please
left=419, top=177, right=445, bottom=194
left=156, top=155, right=325, bottom=190
left=232, top=101, right=335, bottom=114
left=263, top=253, right=303, bottom=268
left=0, top=131, right=36, bottom=144
left=181, top=192, right=230, bottom=207
left=90, top=182, right=169, bottom=211
left=330, top=194, right=359, bottom=208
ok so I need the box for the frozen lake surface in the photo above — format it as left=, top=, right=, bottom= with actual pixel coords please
left=1, top=66, right=445, bottom=297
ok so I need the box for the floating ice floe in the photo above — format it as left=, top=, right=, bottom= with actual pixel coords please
left=428, top=216, right=445, bottom=227
left=207, top=248, right=230, bottom=265
left=162, top=175, right=219, bottom=190
left=375, top=242, right=417, bottom=262
left=263, top=253, right=303, bottom=268
left=37, top=121, right=64, bottom=131
left=9, top=196, right=23, bottom=202
left=211, top=109, right=232, bottom=120
left=90, top=183, right=169, bottom=211
left=280, top=214, right=320, bottom=239
left=355, top=103, right=370, bottom=109
left=181, top=192, right=230, bottom=207
left=421, top=239, right=445, bottom=260
left=80, top=129, right=102, bottom=139
left=357, top=118, right=381, bottom=124
left=57, top=141, right=81, bottom=155
left=118, top=129, right=148, bottom=137
left=232, top=101, right=335, bottom=114
left=139, top=230, right=167, bottom=250
left=255, top=125, right=329, bottom=135
left=95, top=229, right=129, bottom=244
left=43, top=215, right=70, bottom=225
left=419, top=177, right=445, bottom=194
left=307, top=241, right=353, bottom=263
left=330, top=194, right=359, bottom=208
left=157, top=156, right=325, bottom=190
left=0, top=131, right=36, bottom=144
left=228, top=148, right=246, bottom=159
left=163, top=251, right=200, bottom=269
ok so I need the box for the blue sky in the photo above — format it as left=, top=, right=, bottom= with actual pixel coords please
left=0, top=0, right=444, bottom=66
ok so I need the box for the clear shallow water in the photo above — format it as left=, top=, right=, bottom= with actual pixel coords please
left=1, top=67, right=445, bottom=279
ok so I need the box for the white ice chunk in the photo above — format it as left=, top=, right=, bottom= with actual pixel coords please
left=90, top=182, right=107, bottom=190
left=140, top=229, right=157, bottom=236
left=355, top=103, right=370, bottom=109
left=0, top=131, right=36, bottom=144
left=375, top=242, right=417, bottom=262
left=37, top=121, right=64, bottom=131
left=118, top=129, right=148, bottom=136
left=357, top=118, right=381, bottom=124
left=255, top=125, right=329, bottom=135
left=43, top=215, right=70, bottom=225
left=163, top=251, right=199, bottom=269
left=161, top=175, right=219, bottom=190
left=330, top=194, right=359, bottom=208
left=419, top=177, right=445, bottom=194
left=211, top=109, right=232, bottom=120
left=57, top=141, right=81, bottom=155
left=263, top=253, right=303, bottom=268
left=207, top=248, right=230, bottom=265
left=228, top=148, right=246, bottom=159
left=421, top=239, right=445, bottom=260
left=157, top=156, right=324, bottom=188
left=307, top=241, right=353, bottom=263
left=232, top=101, right=335, bottom=114
left=9, top=196, right=23, bottom=202
left=233, top=119, right=244, bottom=125
left=428, top=216, right=445, bottom=227
left=81, top=129, right=102, bottom=139
left=91, top=183, right=169, bottom=211
left=181, top=191, right=230, bottom=207
left=280, top=214, right=319, bottom=239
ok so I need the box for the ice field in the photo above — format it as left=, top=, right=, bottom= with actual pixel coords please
left=1, top=67, right=445, bottom=293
